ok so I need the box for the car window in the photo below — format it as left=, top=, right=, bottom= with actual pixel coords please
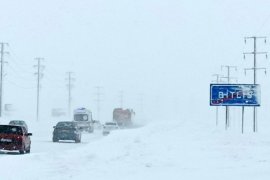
left=56, top=122, right=75, bottom=127
left=105, top=122, right=117, bottom=126
left=74, top=114, right=88, bottom=121
left=0, top=126, right=23, bottom=135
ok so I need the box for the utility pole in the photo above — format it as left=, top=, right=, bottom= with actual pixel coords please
left=66, top=72, right=75, bottom=118
left=119, top=91, right=124, bottom=108
left=212, top=74, right=223, bottom=126
left=34, top=57, right=44, bottom=122
left=221, top=65, right=237, bottom=130
left=244, top=36, right=267, bottom=132
left=94, top=86, right=103, bottom=121
left=0, top=43, right=8, bottom=117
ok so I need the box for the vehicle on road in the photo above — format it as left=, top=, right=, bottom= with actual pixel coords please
left=93, top=120, right=102, bottom=129
left=0, top=125, right=32, bottom=154
left=113, top=108, right=135, bottom=127
left=53, top=121, right=82, bottom=143
left=73, top=107, right=94, bottom=133
left=9, top=120, right=28, bottom=131
left=102, top=122, right=119, bottom=136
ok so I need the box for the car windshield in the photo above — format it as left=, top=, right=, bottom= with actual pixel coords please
left=10, top=121, right=25, bottom=125
left=56, top=122, right=75, bottom=128
left=0, top=125, right=23, bottom=135
left=74, top=114, right=88, bottom=121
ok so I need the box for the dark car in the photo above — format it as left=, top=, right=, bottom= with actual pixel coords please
left=9, top=120, right=28, bottom=131
left=52, top=121, right=82, bottom=143
left=0, top=125, right=32, bottom=154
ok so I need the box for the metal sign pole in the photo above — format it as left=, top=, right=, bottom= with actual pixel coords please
left=216, top=106, right=219, bottom=126
left=210, top=84, right=260, bottom=134
left=225, top=108, right=228, bottom=130
left=242, top=106, right=245, bottom=134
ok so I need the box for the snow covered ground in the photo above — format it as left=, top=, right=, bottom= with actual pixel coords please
left=0, top=118, right=270, bottom=180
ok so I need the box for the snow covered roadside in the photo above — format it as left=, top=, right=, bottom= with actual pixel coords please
left=1, top=119, right=270, bottom=180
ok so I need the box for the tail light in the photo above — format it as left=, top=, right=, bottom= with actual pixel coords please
left=15, top=136, right=23, bottom=145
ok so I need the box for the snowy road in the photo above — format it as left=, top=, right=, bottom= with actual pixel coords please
left=1, top=119, right=270, bottom=180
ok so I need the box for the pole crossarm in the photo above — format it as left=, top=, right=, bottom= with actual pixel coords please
left=245, top=36, right=267, bottom=39
left=212, top=74, right=223, bottom=83
left=244, top=52, right=268, bottom=59
left=245, top=36, right=267, bottom=44
left=221, top=65, right=237, bottom=70
left=220, top=76, right=238, bottom=83
left=244, top=67, right=267, bottom=75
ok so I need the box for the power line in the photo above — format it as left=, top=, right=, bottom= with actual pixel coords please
left=8, top=55, right=33, bottom=75
left=6, top=63, right=33, bottom=81
left=5, top=79, right=35, bottom=90
left=244, top=36, right=268, bottom=132
left=256, top=13, right=270, bottom=35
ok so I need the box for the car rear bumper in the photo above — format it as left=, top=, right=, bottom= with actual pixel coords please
left=53, top=133, right=78, bottom=140
left=0, top=143, right=23, bottom=151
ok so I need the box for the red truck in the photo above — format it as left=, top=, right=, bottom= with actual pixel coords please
left=113, top=108, right=135, bottom=127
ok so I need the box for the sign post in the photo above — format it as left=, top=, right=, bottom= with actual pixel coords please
left=210, top=84, right=261, bottom=133
left=242, top=106, right=244, bottom=134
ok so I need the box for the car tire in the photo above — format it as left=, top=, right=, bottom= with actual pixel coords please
left=19, top=146, right=25, bottom=154
left=53, top=137, right=59, bottom=142
left=75, top=135, right=81, bottom=143
left=26, top=146, right=31, bottom=154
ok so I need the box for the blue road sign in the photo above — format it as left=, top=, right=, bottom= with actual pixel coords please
left=210, top=84, right=261, bottom=106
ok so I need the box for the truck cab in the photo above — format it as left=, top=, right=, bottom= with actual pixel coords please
left=113, top=108, right=135, bottom=127
left=73, top=108, right=94, bottom=133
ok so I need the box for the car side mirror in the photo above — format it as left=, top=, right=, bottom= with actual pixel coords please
left=27, top=133, right=32, bottom=136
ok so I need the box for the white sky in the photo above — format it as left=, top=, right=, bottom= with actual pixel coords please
left=1, top=0, right=270, bottom=122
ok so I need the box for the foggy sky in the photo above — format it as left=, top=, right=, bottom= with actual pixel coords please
left=0, top=0, right=270, bottom=123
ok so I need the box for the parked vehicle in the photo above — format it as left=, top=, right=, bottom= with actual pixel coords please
left=73, top=108, right=94, bottom=133
left=113, top=108, right=135, bottom=127
left=102, top=122, right=119, bottom=136
left=52, top=121, right=82, bottom=143
left=9, top=120, right=28, bottom=131
left=0, top=125, right=32, bottom=154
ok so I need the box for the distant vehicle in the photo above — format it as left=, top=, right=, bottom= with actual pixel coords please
left=9, top=120, right=28, bottom=131
left=51, top=108, right=66, bottom=117
left=73, top=108, right=94, bottom=133
left=102, top=122, right=119, bottom=136
left=53, top=121, right=82, bottom=143
left=113, top=108, right=135, bottom=127
left=0, top=125, right=32, bottom=154
left=93, top=120, right=102, bottom=129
